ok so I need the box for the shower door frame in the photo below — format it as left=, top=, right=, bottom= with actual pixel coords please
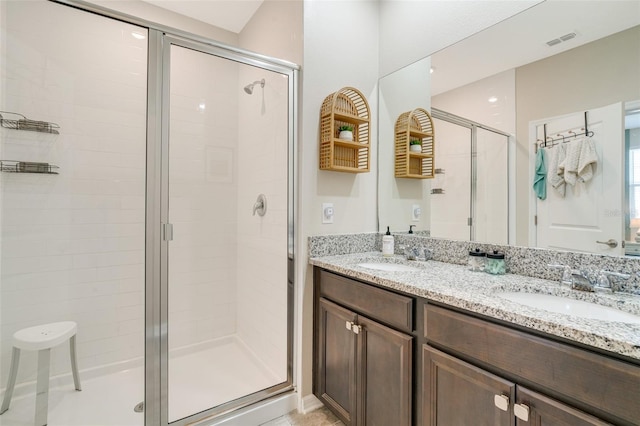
left=431, top=108, right=513, bottom=243
left=50, top=2, right=299, bottom=425
left=156, top=34, right=298, bottom=426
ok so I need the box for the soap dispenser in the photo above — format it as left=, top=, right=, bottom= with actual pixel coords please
left=382, top=226, right=394, bottom=257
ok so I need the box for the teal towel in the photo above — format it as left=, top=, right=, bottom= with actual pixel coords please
left=533, top=149, right=547, bottom=200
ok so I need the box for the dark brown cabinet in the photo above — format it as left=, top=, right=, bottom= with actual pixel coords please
left=423, top=345, right=611, bottom=426
left=313, top=267, right=640, bottom=426
left=422, top=345, right=514, bottom=425
left=314, top=270, right=413, bottom=426
left=316, top=298, right=357, bottom=423
left=424, top=304, right=638, bottom=426
left=357, top=314, right=412, bottom=426
left=516, top=387, right=612, bottom=426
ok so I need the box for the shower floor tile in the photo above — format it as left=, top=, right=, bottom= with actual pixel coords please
left=0, top=337, right=282, bottom=426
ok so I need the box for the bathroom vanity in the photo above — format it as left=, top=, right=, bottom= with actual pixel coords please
left=311, top=253, right=640, bottom=426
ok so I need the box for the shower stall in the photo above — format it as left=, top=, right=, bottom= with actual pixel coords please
left=429, top=109, right=510, bottom=244
left=0, top=1, right=297, bottom=425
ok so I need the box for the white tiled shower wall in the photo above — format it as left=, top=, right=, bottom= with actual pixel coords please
left=167, top=46, right=239, bottom=349
left=1, top=0, right=289, bottom=389
left=236, top=67, right=289, bottom=381
left=0, top=2, right=147, bottom=383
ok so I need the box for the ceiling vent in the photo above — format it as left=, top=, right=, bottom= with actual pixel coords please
left=546, top=32, right=578, bottom=47
left=560, top=32, right=577, bottom=41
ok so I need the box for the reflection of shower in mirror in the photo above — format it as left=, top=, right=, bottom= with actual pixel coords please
left=243, top=78, right=265, bottom=94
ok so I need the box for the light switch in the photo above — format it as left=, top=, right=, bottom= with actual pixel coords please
left=322, top=203, right=334, bottom=224
left=412, top=204, right=421, bottom=221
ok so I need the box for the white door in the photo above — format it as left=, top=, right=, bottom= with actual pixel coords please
left=533, top=102, right=624, bottom=255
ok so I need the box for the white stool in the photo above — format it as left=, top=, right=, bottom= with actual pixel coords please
left=0, top=321, right=82, bottom=426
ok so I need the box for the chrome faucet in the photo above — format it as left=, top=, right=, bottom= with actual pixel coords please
left=548, top=264, right=630, bottom=293
left=402, top=246, right=432, bottom=261
left=595, top=270, right=631, bottom=293
left=569, top=270, right=593, bottom=292
left=548, top=264, right=573, bottom=286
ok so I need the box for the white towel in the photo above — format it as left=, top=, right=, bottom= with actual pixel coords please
left=561, top=139, right=582, bottom=186
left=548, top=144, right=566, bottom=197
left=578, top=136, right=598, bottom=183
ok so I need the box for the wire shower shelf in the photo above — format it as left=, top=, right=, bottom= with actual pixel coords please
left=0, top=160, right=59, bottom=174
left=0, top=111, right=60, bottom=134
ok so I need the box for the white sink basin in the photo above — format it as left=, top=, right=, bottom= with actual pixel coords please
left=357, top=262, right=421, bottom=272
left=497, top=292, right=640, bottom=324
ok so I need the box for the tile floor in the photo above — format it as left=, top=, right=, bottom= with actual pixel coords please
left=260, top=406, right=344, bottom=426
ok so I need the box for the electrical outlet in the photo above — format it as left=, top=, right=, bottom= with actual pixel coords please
left=322, top=203, right=334, bottom=224
left=412, top=204, right=421, bottom=221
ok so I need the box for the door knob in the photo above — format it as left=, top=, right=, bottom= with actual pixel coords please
left=595, top=239, right=618, bottom=248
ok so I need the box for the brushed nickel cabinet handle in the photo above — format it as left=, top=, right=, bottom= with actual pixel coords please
left=514, top=403, right=530, bottom=421
left=493, top=394, right=509, bottom=411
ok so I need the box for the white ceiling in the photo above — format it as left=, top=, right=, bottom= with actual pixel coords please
left=431, top=0, right=640, bottom=95
left=140, top=0, right=263, bottom=33
left=101, top=0, right=638, bottom=86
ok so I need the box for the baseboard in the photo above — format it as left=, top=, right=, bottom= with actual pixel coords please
left=300, top=393, right=323, bottom=414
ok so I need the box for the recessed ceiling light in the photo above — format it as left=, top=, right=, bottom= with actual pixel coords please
left=488, top=96, right=498, bottom=103
left=430, top=67, right=435, bottom=74
left=132, top=32, right=146, bottom=40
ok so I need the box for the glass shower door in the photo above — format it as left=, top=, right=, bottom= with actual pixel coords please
left=430, top=111, right=510, bottom=243
left=163, top=40, right=291, bottom=423
left=476, top=128, right=509, bottom=244
left=430, top=118, right=472, bottom=240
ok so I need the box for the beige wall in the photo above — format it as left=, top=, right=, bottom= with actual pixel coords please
left=239, top=0, right=303, bottom=66
left=298, top=0, right=380, bottom=401
left=515, top=25, right=640, bottom=245
left=378, top=57, right=432, bottom=233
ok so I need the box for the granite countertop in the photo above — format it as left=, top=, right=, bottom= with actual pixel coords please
left=309, top=252, right=640, bottom=361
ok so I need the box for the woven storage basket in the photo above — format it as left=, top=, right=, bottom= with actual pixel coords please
left=319, top=87, right=370, bottom=173
left=395, top=108, right=435, bottom=178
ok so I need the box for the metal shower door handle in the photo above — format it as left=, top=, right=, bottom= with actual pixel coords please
left=253, top=194, right=267, bottom=216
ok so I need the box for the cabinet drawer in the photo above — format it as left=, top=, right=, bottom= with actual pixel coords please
left=424, top=304, right=640, bottom=425
left=319, top=269, right=413, bottom=332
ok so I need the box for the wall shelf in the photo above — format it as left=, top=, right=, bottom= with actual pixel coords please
left=0, top=111, right=60, bottom=134
left=319, top=87, right=370, bottom=173
left=395, top=108, right=435, bottom=179
left=0, top=160, right=59, bottom=174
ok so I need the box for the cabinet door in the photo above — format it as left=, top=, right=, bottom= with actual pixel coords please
left=515, top=387, right=612, bottom=426
left=422, top=345, right=515, bottom=426
left=317, top=298, right=357, bottom=425
left=357, top=315, right=412, bottom=426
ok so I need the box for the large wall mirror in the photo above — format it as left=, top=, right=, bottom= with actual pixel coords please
left=378, top=0, right=640, bottom=256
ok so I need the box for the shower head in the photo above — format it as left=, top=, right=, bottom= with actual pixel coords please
left=243, top=78, right=265, bottom=95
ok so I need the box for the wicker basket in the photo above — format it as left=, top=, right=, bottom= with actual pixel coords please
left=395, top=108, right=435, bottom=179
left=319, top=87, right=370, bottom=173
